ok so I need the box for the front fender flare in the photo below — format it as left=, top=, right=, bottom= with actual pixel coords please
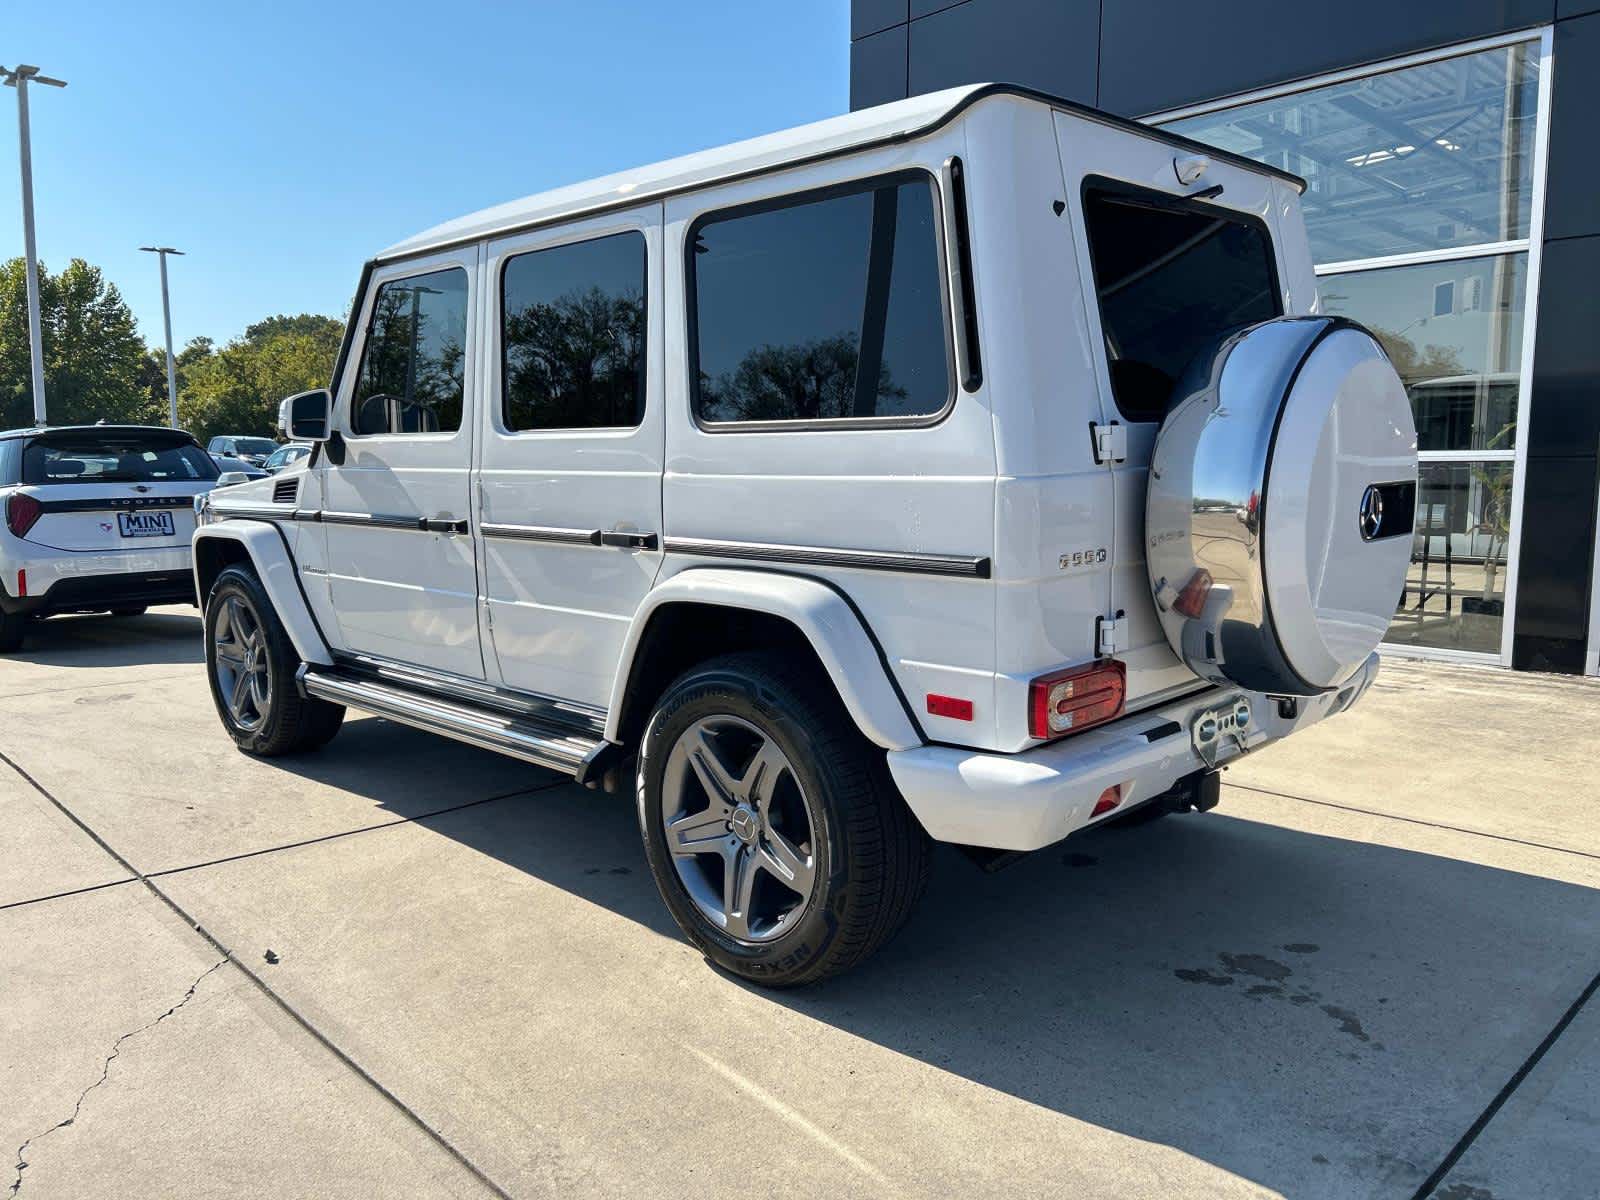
left=607, top=568, right=922, bottom=751
left=192, top=522, right=333, bottom=666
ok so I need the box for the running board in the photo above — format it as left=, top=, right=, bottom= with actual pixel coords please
left=298, top=665, right=605, bottom=777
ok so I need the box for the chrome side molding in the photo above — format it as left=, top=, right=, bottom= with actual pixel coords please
left=664, top=536, right=991, bottom=579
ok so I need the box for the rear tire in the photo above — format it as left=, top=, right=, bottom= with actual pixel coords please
left=637, top=651, right=930, bottom=987
left=0, top=611, right=25, bottom=654
left=205, top=565, right=344, bottom=756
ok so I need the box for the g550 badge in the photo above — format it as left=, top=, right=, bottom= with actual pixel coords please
left=1059, top=548, right=1108, bottom=571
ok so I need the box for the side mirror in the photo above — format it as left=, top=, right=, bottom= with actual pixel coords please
left=281, top=388, right=333, bottom=442
left=215, top=471, right=251, bottom=488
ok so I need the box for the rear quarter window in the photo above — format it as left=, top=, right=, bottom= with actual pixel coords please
left=1081, top=179, right=1281, bottom=422
left=688, top=171, right=953, bottom=428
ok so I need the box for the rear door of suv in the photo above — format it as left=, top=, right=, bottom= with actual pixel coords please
left=476, top=205, right=664, bottom=709
left=1054, top=114, right=1317, bottom=708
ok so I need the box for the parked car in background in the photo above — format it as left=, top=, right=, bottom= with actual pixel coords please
left=263, top=443, right=311, bottom=474
left=208, top=453, right=270, bottom=482
left=206, top=435, right=279, bottom=468
left=2, top=424, right=222, bottom=651
left=193, top=85, right=1418, bottom=985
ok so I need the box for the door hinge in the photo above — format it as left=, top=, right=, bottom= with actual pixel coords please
left=1090, top=420, right=1127, bottom=465
left=1096, top=611, right=1127, bottom=657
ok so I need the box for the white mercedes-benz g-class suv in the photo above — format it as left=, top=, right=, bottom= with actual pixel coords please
left=193, top=85, right=1417, bottom=986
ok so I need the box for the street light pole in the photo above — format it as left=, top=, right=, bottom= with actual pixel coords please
left=3, top=64, right=68, bottom=426
left=139, top=246, right=184, bottom=427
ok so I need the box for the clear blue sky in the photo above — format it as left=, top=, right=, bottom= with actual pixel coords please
left=2, top=0, right=850, bottom=349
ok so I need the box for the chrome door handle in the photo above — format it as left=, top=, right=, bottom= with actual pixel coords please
left=599, top=531, right=659, bottom=551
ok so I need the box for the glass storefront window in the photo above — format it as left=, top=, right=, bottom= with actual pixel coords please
left=1389, top=461, right=1513, bottom=654
left=1166, top=43, right=1540, bottom=263
left=1320, top=253, right=1526, bottom=451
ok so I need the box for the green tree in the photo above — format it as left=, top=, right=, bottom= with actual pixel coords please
left=0, top=257, right=154, bottom=427
left=699, top=333, right=906, bottom=422
left=139, top=336, right=218, bottom=416
left=179, top=315, right=343, bottom=444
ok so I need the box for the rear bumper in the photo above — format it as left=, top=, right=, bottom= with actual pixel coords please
left=1, top=545, right=196, bottom=616
left=886, top=653, right=1380, bottom=851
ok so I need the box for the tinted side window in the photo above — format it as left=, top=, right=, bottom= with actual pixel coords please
left=691, top=174, right=950, bottom=425
left=1082, top=182, right=1281, bottom=422
left=351, top=267, right=469, bottom=435
left=502, top=232, right=646, bottom=431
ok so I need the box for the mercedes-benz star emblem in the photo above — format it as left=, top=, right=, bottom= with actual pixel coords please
left=1358, top=485, right=1384, bottom=541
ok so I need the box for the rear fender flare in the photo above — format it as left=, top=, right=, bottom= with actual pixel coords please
left=192, top=522, right=333, bottom=666
left=608, top=568, right=922, bottom=751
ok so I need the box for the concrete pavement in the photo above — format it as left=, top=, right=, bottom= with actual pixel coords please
left=2, top=608, right=1597, bottom=1198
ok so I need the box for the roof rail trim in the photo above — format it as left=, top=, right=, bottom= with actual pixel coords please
left=374, top=84, right=1306, bottom=264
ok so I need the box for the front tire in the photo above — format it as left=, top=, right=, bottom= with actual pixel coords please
left=205, top=565, right=344, bottom=756
left=637, top=652, right=930, bottom=987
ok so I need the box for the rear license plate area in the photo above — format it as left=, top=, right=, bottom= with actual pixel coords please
left=118, top=511, right=176, bottom=538
left=1191, top=695, right=1254, bottom=762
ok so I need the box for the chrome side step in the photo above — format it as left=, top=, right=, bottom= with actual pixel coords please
left=298, top=665, right=605, bottom=776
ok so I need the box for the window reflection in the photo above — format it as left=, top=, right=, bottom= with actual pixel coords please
left=691, top=175, right=950, bottom=424
left=502, top=232, right=646, bottom=431
left=352, top=268, right=469, bottom=436
left=1320, top=253, right=1525, bottom=452
left=1165, top=43, right=1539, bottom=263
left=1389, top=461, right=1512, bottom=654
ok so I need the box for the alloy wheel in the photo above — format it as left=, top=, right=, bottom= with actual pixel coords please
left=659, top=714, right=818, bottom=943
left=213, top=595, right=271, bottom=731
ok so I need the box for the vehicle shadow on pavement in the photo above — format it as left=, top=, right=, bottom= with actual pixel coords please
left=369, top=767, right=1600, bottom=1198
left=10, top=609, right=203, bottom=669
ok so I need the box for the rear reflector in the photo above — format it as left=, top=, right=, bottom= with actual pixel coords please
left=16, top=569, right=25, bottom=598
left=1028, top=659, right=1126, bottom=740
left=926, top=694, right=974, bottom=721
left=1091, top=785, right=1122, bottom=818
left=5, top=492, right=42, bottom=538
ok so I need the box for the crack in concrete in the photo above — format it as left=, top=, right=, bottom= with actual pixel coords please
left=8, top=957, right=228, bottom=1196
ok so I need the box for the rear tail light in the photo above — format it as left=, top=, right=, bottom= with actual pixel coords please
left=5, top=492, right=42, bottom=538
left=1028, top=659, right=1126, bottom=740
left=1172, top=568, right=1214, bottom=618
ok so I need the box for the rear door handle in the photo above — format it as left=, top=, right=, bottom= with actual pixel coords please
left=422, top=516, right=469, bottom=534
left=599, top=530, right=659, bottom=551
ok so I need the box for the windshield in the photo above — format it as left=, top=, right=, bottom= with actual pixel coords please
left=22, top=433, right=221, bottom=485
left=234, top=438, right=279, bottom=455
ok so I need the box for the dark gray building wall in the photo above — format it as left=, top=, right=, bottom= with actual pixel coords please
left=1513, top=11, right=1600, bottom=672
left=851, top=0, right=1600, bottom=673
left=851, top=0, right=1558, bottom=114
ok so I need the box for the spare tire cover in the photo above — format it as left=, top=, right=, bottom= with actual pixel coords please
left=1146, top=316, right=1417, bottom=696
